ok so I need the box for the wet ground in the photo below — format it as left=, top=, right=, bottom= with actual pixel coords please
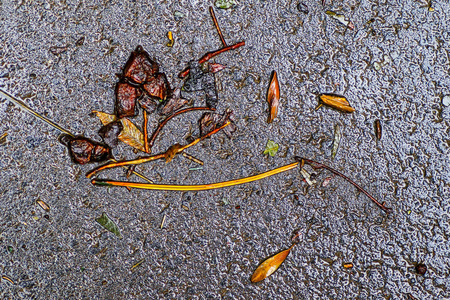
left=1, top=0, right=449, bottom=299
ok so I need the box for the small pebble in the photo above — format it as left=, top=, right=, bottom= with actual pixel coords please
left=442, top=95, right=450, bottom=107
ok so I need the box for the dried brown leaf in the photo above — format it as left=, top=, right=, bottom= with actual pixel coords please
left=267, top=71, right=280, bottom=123
left=318, top=94, right=355, bottom=113
left=93, top=111, right=146, bottom=152
left=251, top=244, right=294, bottom=283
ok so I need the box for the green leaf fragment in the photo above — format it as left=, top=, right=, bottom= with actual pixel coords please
left=331, top=124, right=341, bottom=160
left=96, top=213, right=122, bottom=238
left=263, top=140, right=279, bottom=156
left=215, top=0, right=237, bottom=9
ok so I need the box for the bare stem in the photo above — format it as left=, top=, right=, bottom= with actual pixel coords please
left=295, top=156, right=392, bottom=213
left=209, top=6, right=227, bottom=47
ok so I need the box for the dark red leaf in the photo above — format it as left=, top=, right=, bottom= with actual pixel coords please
left=115, top=81, right=141, bottom=118
left=142, top=73, right=170, bottom=100
left=59, top=135, right=111, bottom=165
left=199, top=109, right=235, bottom=138
left=159, top=88, right=188, bottom=116
left=123, top=45, right=159, bottom=84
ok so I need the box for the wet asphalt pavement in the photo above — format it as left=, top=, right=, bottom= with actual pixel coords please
left=0, top=0, right=449, bottom=299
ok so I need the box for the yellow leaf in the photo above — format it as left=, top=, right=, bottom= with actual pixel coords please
left=251, top=244, right=294, bottom=283
left=318, top=94, right=355, bottom=113
left=93, top=111, right=146, bottom=152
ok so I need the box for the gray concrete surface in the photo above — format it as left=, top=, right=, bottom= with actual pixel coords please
left=1, top=0, right=449, bottom=299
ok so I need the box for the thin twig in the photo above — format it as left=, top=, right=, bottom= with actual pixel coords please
left=199, top=41, right=246, bottom=64
left=295, top=156, right=392, bottom=213
left=148, top=106, right=215, bottom=149
left=86, top=121, right=231, bottom=178
left=182, top=152, right=204, bottom=165
left=0, top=88, right=74, bottom=137
left=143, top=110, right=149, bottom=153
left=209, top=6, right=227, bottom=47
left=91, top=162, right=300, bottom=191
left=0, top=88, right=153, bottom=183
left=179, top=41, right=245, bottom=78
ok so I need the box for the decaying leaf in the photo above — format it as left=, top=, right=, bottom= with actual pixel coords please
left=93, top=111, right=146, bottom=152
left=326, top=11, right=355, bottom=30
left=251, top=245, right=295, bottom=283
left=59, top=134, right=112, bottom=165
left=167, top=31, right=174, bottom=47
left=96, top=212, right=122, bottom=238
left=263, top=139, right=279, bottom=157
left=331, top=124, right=341, bottom=159
left=267, top=70, right=280, bottom=123
left=165, top=143, right=183, bottom=163
left=115, top=81, right=141, bottom=118
left=138, top=93, right=159, bottom=114
left=159, top=88, right=189, bottom=116
left=183, top=61, right=218, bottom=109
left=142, top=73, right=170, bottom=101
left=318, top=94, right=355, bottom=113
left=98, top=120, right=123, bottom=148
left=209, top=63, right=226, bottom=73
left=215, top=0, right=237, bottom=9
left=199, top=109, right=236, bottom=138
left=123, top=45, right=159, bottom=84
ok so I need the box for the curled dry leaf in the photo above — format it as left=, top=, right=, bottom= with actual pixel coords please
left=374, top=119, right=382, bottom=140
left=166, top=31, right=174, bottom=47
left=251, top=244, right=295, bottom=283
left=36, top=199, right=50, bottom=212
left=267, top=71, right=280, bottom=123
left=142, top=73, right=170, bottom=101
left=93, top=111, right=146, bottom=152
left=98, top=120, right=123, bottom=148
left=159, top=88, right=189, bottom=116
left=59, top=134, right=112, bottom=165
left=318, top=94, right=355, bottom=113
left=199, top=109, right=235, bottom=138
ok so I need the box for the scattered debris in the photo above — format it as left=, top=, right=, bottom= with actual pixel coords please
left=416, top=263, right=427, bottom=275
left=166, top=31, right=174, bottom=47
left=343, top=263, right=354, bottom=269
left=75, top=36, right=85, bottom=46
left=373, top=55, right=392, bottom=71
left=322, top=175, right=334, bottom=187
left=96, top=213, right=122, bottom=238
left=251, top=244, right=295, bottom=282
left=0, top=132, right=7, bottom=145
left=199, top=109, right=236, bottom=138
left=300, top=168, right=316, bottom=186
left=214, top=0, right=237, bottom=9
left=266, top=70, right=280, bottom=123
left=325, top=11, right=355, bottom=30
left=263, top=139, right=279, bottom=157
left=49, top=45, right=68, bottom=55
left=174, top=11, right=185, bottom=20
left=374, top=119, right=382, bottom=140
left=182, top=152, right=204, bottom=165
left=36, top=199, right=50, bottom=212
left=160, top=214, right=166, bottom=229
left=131, top=258, right=145, bottom=271
left=331, top=124, right=341, bottom=159
left=2, top=275, right=15, bottom=285
left=297, top=2, right=309, bottom=14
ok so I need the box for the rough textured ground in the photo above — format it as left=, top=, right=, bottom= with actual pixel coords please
left=1, top=0, right=449, bottom=299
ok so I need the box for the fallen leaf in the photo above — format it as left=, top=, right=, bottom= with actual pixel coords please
left=267, top=71, right=280, bottom=123
left=331, top=124, right=341, bottom=160
left=251, top=245, right=295, bottom=283
left=98, top=120, right=123, bottom=148
left=59, top=134, right=112, bottom=165
left=95, top=212, right=122, bottom=238
left=199, top=109, right=236, bottom=138
left=115, top=81, right=141, bottom=118
left=374, top=119, right=382, bottom=140
left=263, top=139, right=279, bottom=156
left=318, top=94, right=355, bottom=113
left=93, top=111, right=146, bottom=152
left=159, top=88, right=188, bottom=116
left=142, top=73, right=170, bottom=101
left=123, top=45, right=159, bottom=84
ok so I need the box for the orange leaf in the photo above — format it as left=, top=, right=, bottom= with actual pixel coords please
left=251, top=244, right=294, bottom=283
left=318, top=94, right=355, bottom=113
left=266, top=71, right=280, bottom=123
left=165, top=143, right=183, bottom=163
left=93, top=111, right=146, bottom=152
